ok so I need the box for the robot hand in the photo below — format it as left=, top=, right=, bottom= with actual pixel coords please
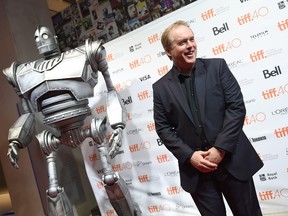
left=108, top=127, right=123, bottom=159
left=7, top=141, right=20, bottom=169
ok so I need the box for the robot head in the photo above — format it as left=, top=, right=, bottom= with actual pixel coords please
left=34, top=26, right=59, bottom=56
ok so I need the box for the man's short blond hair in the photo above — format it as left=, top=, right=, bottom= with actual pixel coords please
left=161, top=20, right=190, bottom=51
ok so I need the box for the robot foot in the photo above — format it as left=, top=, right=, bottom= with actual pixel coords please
left=47, top=190, right=74, bottom=216
left=104, top=175, right=142, bottom=216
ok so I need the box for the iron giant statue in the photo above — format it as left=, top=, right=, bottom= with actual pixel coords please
left=3, top=26, right=141, bottom=216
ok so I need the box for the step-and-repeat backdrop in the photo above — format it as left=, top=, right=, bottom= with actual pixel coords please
left=79, top=0, right=288, bottom=215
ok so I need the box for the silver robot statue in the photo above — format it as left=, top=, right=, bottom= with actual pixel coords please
left=3, top=26, right=142, bottom=216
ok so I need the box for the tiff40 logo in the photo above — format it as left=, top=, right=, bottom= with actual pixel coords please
left=148, top=204, right=171, bottom=213
left=212, top=38, right=241, bottom=55
left=237, top=6, right=269, bottom=25
left=244, top=112, right=266, bottom=126
left=259, top=189, right=288, bottom=201
left=129, top=55, right=152, bottom=69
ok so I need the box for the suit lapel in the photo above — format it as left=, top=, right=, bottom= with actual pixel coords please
left=166, top=59, right=207, bottom=126
left=167, top=67, right=195, bottom=125
left=194, top=59, right=206, bottom=125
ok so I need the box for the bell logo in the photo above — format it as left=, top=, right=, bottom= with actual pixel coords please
left=122, top=96, right=133, bottom=105
left=212, top=23, right=229, bottom=35
left=156, top=138, right=163, bottom=146
left=263, top=66, right=281, bottom=79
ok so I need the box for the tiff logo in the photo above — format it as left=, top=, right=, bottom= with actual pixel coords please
left=212, top=39, right=241, bottom=55
left=277, top=19, right=288, bottom=31
left=148, top=33, right=161, bottom=44
left=156, top=154, right=170, bottom=163
left=157, top=65, right=169, bottom=76
left=167, top=186, right=183, bottom=195
left=147, top=122, right=156, bottom=131
left=148, top=204, right=170, bottom=213
left=274, top=126, right=288, bottom=138
left=261, top=84, right=288, bottom=100
left=249, top=50, right=266, bottom=62
left=137, top=90, right=150, bottom=100
left=201, top=9, right=216, bottom=21
left=106, top=53, right=114, bottom=62
left=237, top=7, right=268, bottom=25
left=138, top=174, right=149, bottom=183
left=129, top=142, right=151, bottom=152
left=129, top=55, right=151, bottom=69
left=96, top=105, right=106, bottom=114
left=244, top=112, right=266, bottom=126
left=89, top=153, right=98, bottom=161
left=259, top=191, right=274, bottom=200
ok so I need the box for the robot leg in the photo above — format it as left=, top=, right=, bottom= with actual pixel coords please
left=37, top=131, right=74, bottom=216
left=89, top=117, right=142, bottom=215
left=46, top=151, right=74, bottom=216
left=103, top=170, right=142, bottom=216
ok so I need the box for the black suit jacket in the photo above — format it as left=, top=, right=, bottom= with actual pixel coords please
left=153, top=58, right=263, bottom=193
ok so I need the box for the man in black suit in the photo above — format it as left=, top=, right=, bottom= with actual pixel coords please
left=153, top=20, right=263, bottom=216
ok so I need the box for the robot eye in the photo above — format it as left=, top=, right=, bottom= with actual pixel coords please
left=42, top=33, right=49, bottom=39
left=35, top=36, right=39, bottom=42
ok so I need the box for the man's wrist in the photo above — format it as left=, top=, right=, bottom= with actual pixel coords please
left=215, top=147, right=226, bottom=156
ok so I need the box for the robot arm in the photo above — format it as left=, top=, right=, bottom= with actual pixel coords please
left=86, top=38, right=127, bottom=158
left=106, top=90, right=127, bottom=158
left=3, top=62, right=35, bottom=169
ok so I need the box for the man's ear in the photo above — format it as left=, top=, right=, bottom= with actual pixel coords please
left=165, top=49, right=172, bottom=60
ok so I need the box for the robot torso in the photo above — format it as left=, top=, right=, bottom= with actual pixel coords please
left=14, top=46, right=98, bottom=112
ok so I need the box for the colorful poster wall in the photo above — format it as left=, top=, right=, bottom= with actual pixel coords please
left=53, top=0, right=288, bottom=215
left=52, top=0, right=197, bottom=51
